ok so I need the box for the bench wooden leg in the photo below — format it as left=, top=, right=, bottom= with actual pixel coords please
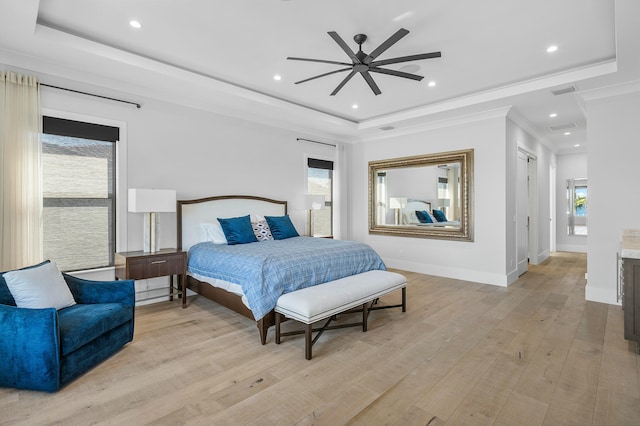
left=362, top=302, right=368, bottom=332
left=275, top=312, right=282, bottom=344
left=305, top=323, right=313, bottom=360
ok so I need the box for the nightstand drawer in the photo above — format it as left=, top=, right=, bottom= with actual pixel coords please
left=128, top=254, right=185, bottom=279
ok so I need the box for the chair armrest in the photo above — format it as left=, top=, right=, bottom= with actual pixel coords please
left=0, top=304, right=61, bottom=392
left=63, top=274, right=135, bottom=307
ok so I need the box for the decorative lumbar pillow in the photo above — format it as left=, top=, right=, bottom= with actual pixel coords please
left=432, top=209, right=448, bottom=222
left=3, top=260, right=76, bottom=310
left=252, top=220, right=274, bottom=242
left=415, top=210, right=433, bottom=223
left=217, top=215, right=258, bottom=245
left=265, top=215, right=299, bottom=240
left=200, top=222, right=228, bottom=244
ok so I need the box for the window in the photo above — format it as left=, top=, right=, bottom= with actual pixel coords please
left=42, top=117, right=119, bottom=271
left=307, top=158, right=333, bottom=237
left=567, top=178, right=587, bottom=236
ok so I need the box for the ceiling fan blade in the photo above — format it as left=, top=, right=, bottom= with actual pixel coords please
left=361, top=71, right=382, bottom=95
left=364, top=28, right=409, bottom=64
left=294, top=67, right=352, bottom=85
left=370, top=52, right=442, bottom=67
left=330, top=70, right=358, bottom=96
left=287, top=57, right=352, bottom=67
left=369, top=67, right=424, bottom=81
left=328, top=31, right=361, bottom=64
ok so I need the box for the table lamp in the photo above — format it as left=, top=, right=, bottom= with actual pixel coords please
left=128, top=189, right=176, bottom=252
left=389, top=197, right=407, bottom=225
left=305, top=194, right=326, bottom=236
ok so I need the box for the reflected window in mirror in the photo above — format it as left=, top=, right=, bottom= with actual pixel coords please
left=368, top=149, right=473, bottom=241
left=567, top=178, right=587, bottom=236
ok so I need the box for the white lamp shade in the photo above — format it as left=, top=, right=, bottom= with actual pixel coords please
left=128, top=189, right=176, bottom=213
left=305, top=194, right=326, bottom=210
left=389, top=197, right=407, bottom=209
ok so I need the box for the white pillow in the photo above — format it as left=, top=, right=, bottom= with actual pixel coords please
left=250, top=214, right=265, bottom=223
left=200, top=222, right=228, bottom=244
left=4, top=261, right=76, bottom=310
left=404, top=211, right=419, bottom=224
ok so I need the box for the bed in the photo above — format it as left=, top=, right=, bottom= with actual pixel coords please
left=177, top=195, right=386, bottom=344
left=402, top=199, right=461, bottom=227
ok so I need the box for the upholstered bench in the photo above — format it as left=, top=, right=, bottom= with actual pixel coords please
left=274, top=270, right=407, bottom=359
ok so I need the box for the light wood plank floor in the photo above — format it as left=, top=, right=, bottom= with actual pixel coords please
left=2, top=252, right=639, bottom=425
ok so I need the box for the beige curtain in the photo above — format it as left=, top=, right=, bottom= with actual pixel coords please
left=0, top=71, right=43, bottom=270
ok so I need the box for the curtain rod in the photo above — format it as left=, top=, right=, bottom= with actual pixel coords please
left=40, top=83, right=141, bottom=109
left=297, top=137, right=336, bottom=148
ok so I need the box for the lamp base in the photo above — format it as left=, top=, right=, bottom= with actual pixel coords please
left=143, top=212, right=160, bottom=253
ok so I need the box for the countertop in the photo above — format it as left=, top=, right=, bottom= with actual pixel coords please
left=622, top=229, right=640, bottom=259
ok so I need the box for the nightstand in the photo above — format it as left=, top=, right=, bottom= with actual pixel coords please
left=114, top=248, right=187, bottom=308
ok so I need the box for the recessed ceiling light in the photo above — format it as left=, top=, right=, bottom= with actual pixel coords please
left=273, top=75, right=282, bottom=81
left=574, top=144, right=581, bottom=147
left=546, top=45, right=558, bottom=53
left=129, top=20, right=142, bottom=29
left=549, top=113, right=558, bottom=118
left=393, top=11, right=414, bottom=22
left=352, top=104, right=359, bottom=109
left=427, top=81, right=436, bottom=88
left=564, top=132, right=571, bottom=136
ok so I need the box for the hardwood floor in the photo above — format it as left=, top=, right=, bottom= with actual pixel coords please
left=2, top=252, right=639, bottom=425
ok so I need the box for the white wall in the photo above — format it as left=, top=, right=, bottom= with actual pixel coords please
left=506, top=117, right=554, bottom=276
left=555, top=152, right=588, bottom=252
left=32, top=78, right=341, bottom=294
left=585, top=87, right=640, bottom=305
left=349, top=111, right=510, bottom=286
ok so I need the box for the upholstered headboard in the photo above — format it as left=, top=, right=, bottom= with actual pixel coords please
left=402, top=199, right=432, bottom=224
left=177, top=195, right=287, bottom=251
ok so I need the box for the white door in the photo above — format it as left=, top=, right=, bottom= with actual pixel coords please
left=516, top=151, right=529, bottom=275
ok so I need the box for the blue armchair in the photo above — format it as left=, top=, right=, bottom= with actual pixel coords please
left=0, top=265, right=135, bottom=392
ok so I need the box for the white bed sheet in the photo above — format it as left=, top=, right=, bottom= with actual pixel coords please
left=189, top=272, right=251, bottom=308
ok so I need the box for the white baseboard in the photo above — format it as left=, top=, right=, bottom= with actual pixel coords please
left=385, top=258, right=509, bottom=287
left=585, top=284, right=620, bottom=306
left=556, top=244, right=587, bottom=253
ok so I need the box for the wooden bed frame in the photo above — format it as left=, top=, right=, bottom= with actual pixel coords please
left=176, top=195, right=288, bottom=345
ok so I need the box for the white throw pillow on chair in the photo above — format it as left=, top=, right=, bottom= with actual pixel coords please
left=4, top=261, right=76, bottom=310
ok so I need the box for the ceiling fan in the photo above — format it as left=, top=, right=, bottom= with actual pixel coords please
left=287, top=28, right=441, bottom=96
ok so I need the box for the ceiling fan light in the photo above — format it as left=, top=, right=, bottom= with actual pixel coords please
left=399, top=64, right=420, bottom=74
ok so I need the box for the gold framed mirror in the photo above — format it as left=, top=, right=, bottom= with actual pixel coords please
left=368, top=149, right=474, bottom=241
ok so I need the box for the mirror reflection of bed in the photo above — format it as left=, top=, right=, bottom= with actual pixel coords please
left=401, top=199, right=461, bottom=228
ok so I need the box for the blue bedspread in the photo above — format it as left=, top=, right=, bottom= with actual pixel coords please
left=188, top=236, right=386, bottom=320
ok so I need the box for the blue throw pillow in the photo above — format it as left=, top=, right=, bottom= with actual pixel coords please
left=217, top=215, right=257, bottom=245
left=432, top=209, right=447, bottom=222
left=265, top=215, right=299, bottom=240
left=415, top=210, right=433, bottom=223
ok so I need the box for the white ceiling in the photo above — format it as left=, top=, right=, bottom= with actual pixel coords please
left=1, top=0, right=637, bottom=153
